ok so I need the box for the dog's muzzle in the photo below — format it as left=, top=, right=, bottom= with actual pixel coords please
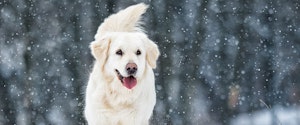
left=115, top=69, right=137, bottom=89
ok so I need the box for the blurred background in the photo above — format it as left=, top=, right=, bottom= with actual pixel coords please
left=1, top=0, right=300, bottom=125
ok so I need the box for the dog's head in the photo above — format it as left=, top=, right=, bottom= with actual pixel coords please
left=90, top=32, right=159, bottom=89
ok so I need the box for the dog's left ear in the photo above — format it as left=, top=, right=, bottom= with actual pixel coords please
left=90, top=36, right=111, bottom=69
left=146, top=39, right=160, bottom=69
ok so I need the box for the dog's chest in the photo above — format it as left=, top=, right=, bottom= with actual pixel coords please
left=102, top=90, right=140, bottom=110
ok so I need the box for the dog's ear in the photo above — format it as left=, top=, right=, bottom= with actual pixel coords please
left=90, top=36, right=111, bottom=69
left=146, top=39, right=160, bottom=69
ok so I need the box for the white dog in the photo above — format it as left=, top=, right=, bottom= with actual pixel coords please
left=84, top=3, right=160, bottom=125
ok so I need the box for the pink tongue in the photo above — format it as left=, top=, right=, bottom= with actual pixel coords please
left=123, top=76, right=137, bottom=89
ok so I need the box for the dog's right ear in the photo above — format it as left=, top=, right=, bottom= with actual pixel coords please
left=90, top=37, right=111, bottom=69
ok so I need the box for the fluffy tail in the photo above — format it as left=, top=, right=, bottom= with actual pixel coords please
left=95, top=3, right=148, bottom=38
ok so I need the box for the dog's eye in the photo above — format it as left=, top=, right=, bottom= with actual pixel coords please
left=116, top=49, right=123, bottom=56
left=136, top=50, right=141, bottom=55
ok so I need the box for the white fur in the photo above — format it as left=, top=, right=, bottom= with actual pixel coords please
left=84, top=3, right=160, bottom=125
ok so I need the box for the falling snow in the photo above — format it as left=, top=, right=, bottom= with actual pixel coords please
left=1, top=0, right=300, bottom=125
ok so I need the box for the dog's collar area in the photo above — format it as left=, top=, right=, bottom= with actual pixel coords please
left=115, top=69, right=137, bottom=89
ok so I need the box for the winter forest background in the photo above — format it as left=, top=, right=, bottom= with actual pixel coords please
left=1, top=0, right=300, bottom=125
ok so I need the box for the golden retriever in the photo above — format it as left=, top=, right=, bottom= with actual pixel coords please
left=84, top=3, right=160, bottom=125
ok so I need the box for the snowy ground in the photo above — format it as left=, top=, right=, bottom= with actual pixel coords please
left=230, top=106, right=300, bottom=125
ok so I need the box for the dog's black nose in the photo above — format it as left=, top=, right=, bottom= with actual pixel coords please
left=126, top=63, right=137, bottom=75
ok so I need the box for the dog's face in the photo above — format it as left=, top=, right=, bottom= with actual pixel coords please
left=90, top=32, right=159, bottom=89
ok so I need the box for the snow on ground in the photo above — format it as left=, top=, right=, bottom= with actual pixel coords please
left=230, top=105, right=300, bottom=125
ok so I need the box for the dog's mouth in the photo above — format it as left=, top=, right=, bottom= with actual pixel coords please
left=115, top=69, right=137, bottom=89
